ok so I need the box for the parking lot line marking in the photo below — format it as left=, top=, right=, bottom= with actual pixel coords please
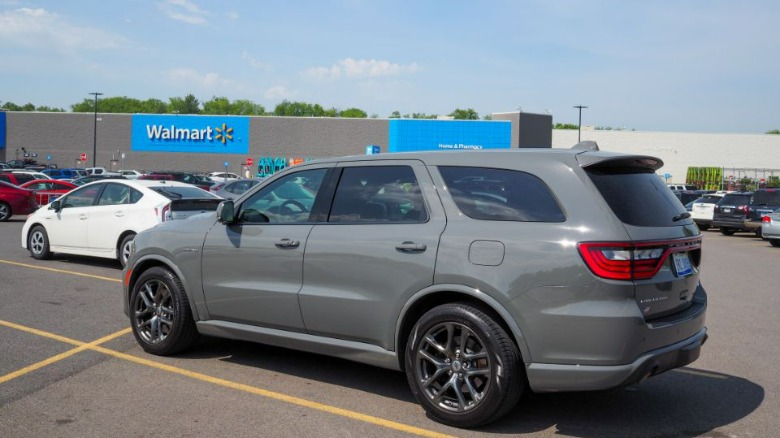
left=0, top=259, right=121, bottom=283
left=0, top=320, right=131, bottom=384
left=0, top=319, right=453, bottom=438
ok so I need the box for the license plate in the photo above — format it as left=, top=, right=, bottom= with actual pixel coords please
left=723, top=208, right=732, bottom=213
left=673, top=252, right=693, bottom=277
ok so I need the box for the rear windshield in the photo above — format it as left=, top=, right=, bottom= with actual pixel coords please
left=695, top=195, right=722, bottom=204
left=150, top=186, right=218, bottom=200
left=720, top=193, right=751, bottom=205
left=586, top=169, right=688, bottom=226
left=751, top=190, right=780, bottom=206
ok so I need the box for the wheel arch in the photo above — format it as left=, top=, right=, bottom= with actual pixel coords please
left=125, top=255, right=201, bottom=321
left=395, top=285, right=531, bottom=371
left=24, top=221, right=47, bottom=246
left=116, top=230, right=138, bottom=252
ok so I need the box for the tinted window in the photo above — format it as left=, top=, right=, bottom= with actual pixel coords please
left=695, top=195, right=722, bottom=204
left=329, top=166, right=428, bottom=223
left=752, top=190, right=780, bottom=205
left=587, top=170, right=687, bottom=226
left=719, top=193, right=751, bottom=205
left=439, top=166, right=564, bottom=222
left=240, top=168, right=327, bottom=224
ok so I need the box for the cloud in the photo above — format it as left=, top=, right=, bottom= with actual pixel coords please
left=0, top=8, right=129, bottom=50
left=265, top=86, right=293, bottom=100
left=303, top=58, right=419, bottom=81
left=241, top=51, right=266, bottom=70
left=157, top=0, right=209, bottom=25
left=165, top=68, right=233, bottom=88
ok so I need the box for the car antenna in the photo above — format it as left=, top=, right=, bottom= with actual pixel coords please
left=571, top=141, right=599, bottom=151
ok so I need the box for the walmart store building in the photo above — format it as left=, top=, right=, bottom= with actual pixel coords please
left=0, top=111, right=551, bottom=177
left=1, top=110, right=778, bottom=183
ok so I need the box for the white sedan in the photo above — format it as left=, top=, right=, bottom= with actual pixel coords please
left=21, top=179, right=222, bottom=267
left=207, top=171, right=241, bottom=183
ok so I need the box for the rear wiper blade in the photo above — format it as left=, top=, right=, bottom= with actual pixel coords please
left=673, top=212, right=691, bottom=222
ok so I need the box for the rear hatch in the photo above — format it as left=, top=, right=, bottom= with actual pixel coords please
left=577, top=155, right=702, bottom=320
left=748, top=189, right=780, bottom=223
left=149, top=185, right=223, bottom=220
left=713, top=193, right=752, bottom=222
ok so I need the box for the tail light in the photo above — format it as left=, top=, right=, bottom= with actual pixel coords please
left=737, top=205, right=749, bottom=217
left=578, top=238, right=702, bottom=281
left=764, top=215, right=772, bottom=224
left=154, top=204, right=171, bottom=222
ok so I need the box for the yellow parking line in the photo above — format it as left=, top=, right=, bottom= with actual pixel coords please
left=0, top=321, right=131, bottom=384
left=0, top=319, right=453, bottom=438
left=0, top=259, right=121, bottom=282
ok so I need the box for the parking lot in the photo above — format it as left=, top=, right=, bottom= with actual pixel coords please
left=1, top=217, right=779, bottom=438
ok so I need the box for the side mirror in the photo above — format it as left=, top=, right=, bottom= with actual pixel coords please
left=216, top=200, right=235, bottom=224
left=49, top=199, right=62, bottom=212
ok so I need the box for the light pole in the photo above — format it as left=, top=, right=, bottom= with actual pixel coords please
left=89, top=92, right=103, bottom=167
left=573, top=105, right=588, bottom=142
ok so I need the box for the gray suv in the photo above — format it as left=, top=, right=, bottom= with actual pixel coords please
left=122, top=144, right=708, bottom=427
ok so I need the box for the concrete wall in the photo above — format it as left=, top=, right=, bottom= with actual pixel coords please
left=553, top=129, right=780, bottom=184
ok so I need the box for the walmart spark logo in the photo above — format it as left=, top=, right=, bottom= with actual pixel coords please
left=215, top=123, right=234, bottom=144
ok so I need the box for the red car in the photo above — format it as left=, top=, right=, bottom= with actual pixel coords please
left=0, top=180, right=39, bottom=221
left=20, top=179, right=77, bottom=206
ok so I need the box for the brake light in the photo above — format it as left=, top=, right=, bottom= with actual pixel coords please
left=764, top=215, right=772, bottom=224
left=155, top=204, right=171, bottom=222
left=578, top=238, right=701, bottom=281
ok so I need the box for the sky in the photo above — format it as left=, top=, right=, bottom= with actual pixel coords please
left=1, top=0, right=779, bottom=134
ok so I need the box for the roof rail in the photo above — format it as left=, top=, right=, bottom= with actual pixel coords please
left=571, top=141, right=599, bottom=151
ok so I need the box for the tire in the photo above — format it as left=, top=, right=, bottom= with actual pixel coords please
left=720, top=227, right=736, bottom=236
left=698, top=224, right=710, bottom=231
left=28, top=225, right=53, bottom=260
left=0, top=202, right=10, bottom=222
left=118, top=233, right=136, bottom=268
left=770, top=239, right=780, bottom=247
left=405, top=302, right=524, bottom=428
left=755, top=228, right=763, bottom=239
left=129, top=266, right=199, bottom=355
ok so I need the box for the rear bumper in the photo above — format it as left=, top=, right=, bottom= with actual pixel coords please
left=526, top=327, right=708, bottom=392
left=713, top=218, right=757, bottom=230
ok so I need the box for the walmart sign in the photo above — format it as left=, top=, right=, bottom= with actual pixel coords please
left=388, top=119, right=510, bottom=153
left=131, top=115, right=249, bottom=154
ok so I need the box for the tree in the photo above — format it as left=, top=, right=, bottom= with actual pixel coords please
left=339, top=108, right=368, bottom=118
left=231, top=99, right=265, bottom=116
left=767, top=129, right=780, bottom=135
left=554, top=123, right=579, bottom=130
left=138, top=98, right=168, bottom=114
left=202, top=96, right=232, bottom=115
left=389, top=111, right=401, bottom=119
left=169, top=94, right=201, bottom=114
left=448, top=108, right=479, bottom=120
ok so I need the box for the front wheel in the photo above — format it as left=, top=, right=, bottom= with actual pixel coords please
left=130, top=266, right=199, bottom=355
left=405, top=302, right=524, bottom=428
left=28, top=225, right=52, bottom=260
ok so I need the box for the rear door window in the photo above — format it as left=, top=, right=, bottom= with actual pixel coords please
left=752, top=190, right=780, bottom=206
left=438, top=166, right=564, bottom=222
left=586, top=169, right=687, bottom=227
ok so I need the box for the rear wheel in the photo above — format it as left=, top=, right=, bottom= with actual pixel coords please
left=130, top=266, right=199, bottom=355
left=720, top=227, right=736, bottom=236
left=118, top=233, right=136, bottom=268
left=28, top=225, right=52, bottom=260
left=405, top=302, right=524, bottom=428
left=755, top=228, right=764, bottom=239
left=770, top=239, right=780, bottom=247
left=0, top=202, right=10, bottom=222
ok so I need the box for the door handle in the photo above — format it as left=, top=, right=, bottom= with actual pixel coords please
left=275, top=238, right=300, bottom=249
left=79, top=214, right=88, bottom=220
left=114, top=211, right=124, bottom=217
left=395, top=241, right=427, bottom=253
